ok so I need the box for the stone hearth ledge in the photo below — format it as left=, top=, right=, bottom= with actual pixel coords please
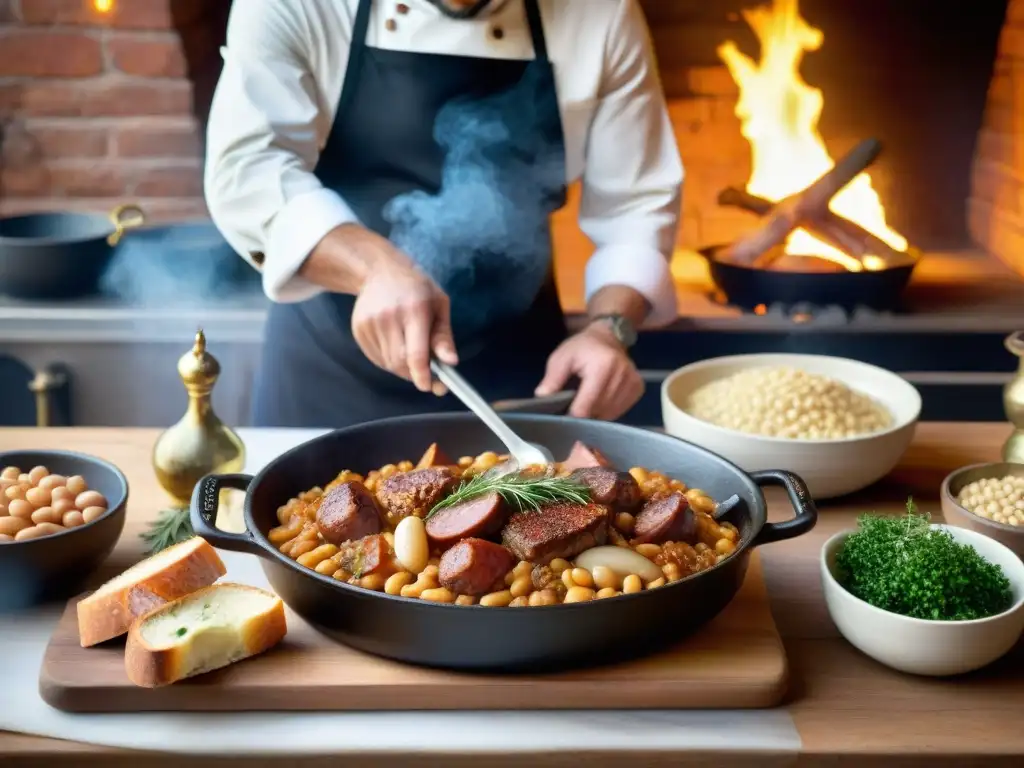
left=0, top=428, right=802, bottom=757
left=0, top=296, right=270, bottom=344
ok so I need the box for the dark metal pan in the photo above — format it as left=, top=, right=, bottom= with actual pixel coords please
left=700, top=244, right=918, bottom=311
left=0, top=205, right=144, bottom=299
left=191, top=413, right=817, bottom=672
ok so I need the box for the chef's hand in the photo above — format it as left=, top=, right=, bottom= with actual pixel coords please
left=352, top=258, right=457, bottom=393
left=302, top=224, right=457, bottom=392
left=535, top=323, right=644, bottom=420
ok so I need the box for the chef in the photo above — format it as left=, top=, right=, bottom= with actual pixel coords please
left=205, top=0, right=682, bottom=428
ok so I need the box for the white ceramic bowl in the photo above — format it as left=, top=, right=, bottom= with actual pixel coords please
left=821, top=524, right=1024, bottom=676
left=661, top=353, right=921, bottom=499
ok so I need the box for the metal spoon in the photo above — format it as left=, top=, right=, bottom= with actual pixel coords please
left=430, top=358, right=553, bottom=467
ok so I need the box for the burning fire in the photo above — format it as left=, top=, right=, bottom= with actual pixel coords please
left=718, top=0, right=908, bottom=271
left=93, top=0, right=114, bottom=14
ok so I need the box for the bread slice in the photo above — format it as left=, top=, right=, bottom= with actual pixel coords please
left=77, top=537, right=226, bottom=647
left=124, top=583, right=287, bottom=688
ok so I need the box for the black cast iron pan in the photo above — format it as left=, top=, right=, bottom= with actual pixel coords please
left=0, top=204, right=144, bottom=299
left=191, top=413, right=816, bottom=672
left=700, top=244, right=918, bottom=312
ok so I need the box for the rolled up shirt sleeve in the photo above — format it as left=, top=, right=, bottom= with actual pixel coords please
left=204, top=0, right=355, bottom=303
left=578, top=0, right=683, bottom=327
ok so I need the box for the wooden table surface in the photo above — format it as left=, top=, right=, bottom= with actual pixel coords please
left=2, top=424, right=1023, bottom=768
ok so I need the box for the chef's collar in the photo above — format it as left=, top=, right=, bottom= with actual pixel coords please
left=423, top=0, right=496, bottom=19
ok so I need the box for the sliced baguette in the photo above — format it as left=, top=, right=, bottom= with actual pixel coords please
left=124, top=583, right=287, bottom=688
left=77, top=537, right=226, bottom=647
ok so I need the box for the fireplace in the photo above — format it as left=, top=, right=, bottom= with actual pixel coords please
left=561, top=0, right=1024, bottom=325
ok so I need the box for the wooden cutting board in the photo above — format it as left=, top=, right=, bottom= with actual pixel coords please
left=39, top=555, right=787, bottom=713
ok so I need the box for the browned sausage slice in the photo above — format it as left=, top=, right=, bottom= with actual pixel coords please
left=316, top=481, right=383, bottom=545
left=438, top=538, right=516, bottom=596
left=425, top=492, right=506, bottom=550
left=633, top=492, right=697, bottom=545
left=569, top=467, right=641, bottom=510
left=416, top=442, right=453, bottom=469
left=561, top=440, right=614, bottom=472
left=338, top=533, right=396, bottom=577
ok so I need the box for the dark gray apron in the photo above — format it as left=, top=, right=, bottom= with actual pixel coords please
left=252, top=0, right=569, bottom=427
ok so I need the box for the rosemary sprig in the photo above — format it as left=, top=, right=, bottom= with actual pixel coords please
left=427, top=470, right=591, bottom=519
left=140, top=506, right=194, bottom=555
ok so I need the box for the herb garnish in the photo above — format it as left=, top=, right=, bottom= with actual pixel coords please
left=141, top=507, right=194, bottom=555
left=427, top=470, right=591, bottom=519
left=835, top=499, right=1014, bottom=621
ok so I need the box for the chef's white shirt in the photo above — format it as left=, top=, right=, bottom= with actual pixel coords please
left=205, top=0, right=683, bottom=326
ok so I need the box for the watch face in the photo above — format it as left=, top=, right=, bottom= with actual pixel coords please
left=616, top=317, right=638, bottom=348
left=599, top=315, right=636, bottom=348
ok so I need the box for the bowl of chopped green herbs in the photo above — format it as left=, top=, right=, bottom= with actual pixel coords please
left=821, top=500, right=1024, bottom=676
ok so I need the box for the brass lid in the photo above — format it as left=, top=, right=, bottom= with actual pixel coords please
left=178, top=329, right=220, bottom=388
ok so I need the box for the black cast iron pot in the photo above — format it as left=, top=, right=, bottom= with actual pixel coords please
left=700, top=244, right=918, bottom=312
left=190, top=413, right=817, bottom=672
left=0, top=205, right=144, bottom=299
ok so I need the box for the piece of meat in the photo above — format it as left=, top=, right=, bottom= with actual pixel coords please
left=416, top=442, right=453, bottom=469
left=339, top=534, right=396, bottom=577
left=569, top=467, right=641, bottom=510
left=502, top=502, right=609, bottom=564
left=316, top=481, right=383, bottom=545
left=633, top=492, right=697, bottom=545
left=377, top=467, right=459, bottom=526
left=425, top=492, right=507, bottom=550
left=561, top=441, right=613, bottom=472
left=438, top=538, right=516, bottom=596
left=530, top=563, right=568, bottom=598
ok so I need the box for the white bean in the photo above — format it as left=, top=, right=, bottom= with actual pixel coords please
left=393, top=515, right=429, bottom=574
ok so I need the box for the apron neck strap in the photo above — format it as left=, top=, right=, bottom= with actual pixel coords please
left=523, top=0, right=548, bottom=62
left=353, top=0, right=373, bottom=50
left=353, top=1, right=550, bottom=63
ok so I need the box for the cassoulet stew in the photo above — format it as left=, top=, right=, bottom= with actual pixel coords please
left=270, top=441, right=739, bottom=607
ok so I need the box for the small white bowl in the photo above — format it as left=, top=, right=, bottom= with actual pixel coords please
left=821, top=524, right=1024, bottom=676
left=661, top=353, right=921, bottom=499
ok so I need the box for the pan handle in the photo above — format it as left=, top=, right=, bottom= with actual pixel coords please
left=749, top=469, right=818, bottom=546
left=189, top=473, right=263, bottom=554
left=106, top=203, right=146, bottom=246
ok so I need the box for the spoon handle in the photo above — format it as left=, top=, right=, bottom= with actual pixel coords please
left=430, top=359, right=530, bottom=456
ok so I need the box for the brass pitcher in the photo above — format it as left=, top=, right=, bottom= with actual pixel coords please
left=151, top=329, right=245, bottom=506
left=1003, top=331, right=1024, bottom=464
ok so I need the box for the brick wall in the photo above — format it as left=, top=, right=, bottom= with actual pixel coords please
left=969, top=0, right=1024, bottom=272
left=0, top=0, right=207, bottom=222
left=0, top=0, right=758, bottom=244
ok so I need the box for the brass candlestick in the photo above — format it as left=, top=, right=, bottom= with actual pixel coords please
left=1002, top=331, right=1024, bottom=464
left=151, top=329, right=245, bottom=506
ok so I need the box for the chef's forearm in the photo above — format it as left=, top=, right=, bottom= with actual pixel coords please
left=298, top=224, right=393, bottom=295
left=585, top=285, right=650, bottom=329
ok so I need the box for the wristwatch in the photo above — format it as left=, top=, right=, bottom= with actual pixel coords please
left=589, top=313, right=638, bottom=349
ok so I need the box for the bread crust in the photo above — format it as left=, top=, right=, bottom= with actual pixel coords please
left=124, top=583, right=287, bottom=688
left=76, top=537, right=226, bottom=647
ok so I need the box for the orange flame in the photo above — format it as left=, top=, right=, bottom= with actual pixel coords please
left=717, top=0, right=908, bottom=271
left=93, top=0, right=114, bottom=14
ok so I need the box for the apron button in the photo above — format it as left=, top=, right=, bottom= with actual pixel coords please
left=385, top=18, right=398, bottom=31
left=397, top=3, right=410, bottom=13
left=491, top=26, right=504, bottom=39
